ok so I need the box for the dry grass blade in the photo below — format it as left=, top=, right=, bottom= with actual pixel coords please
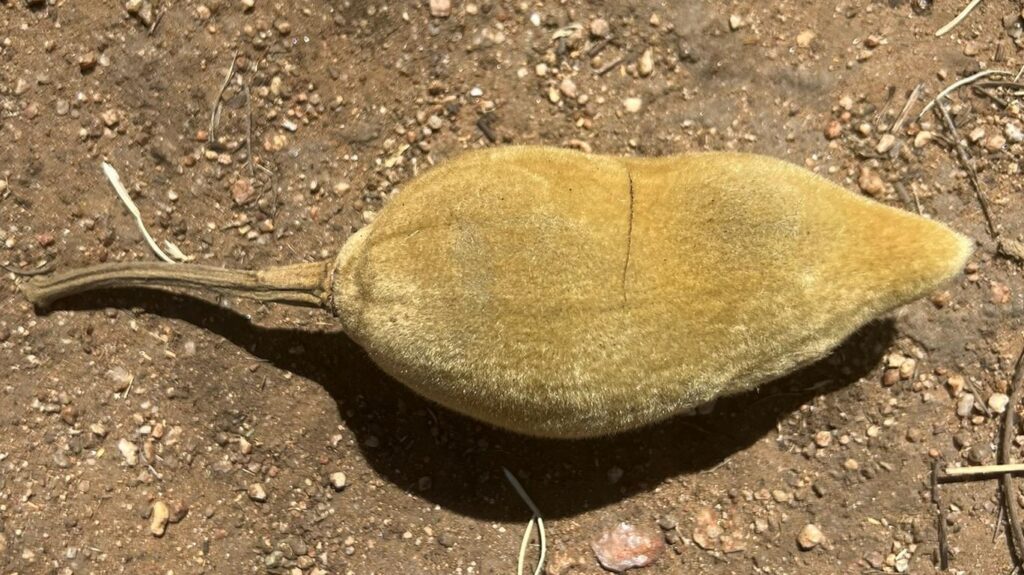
left=503, top=468, right=547, bottom=575
left=918, top=69, right=1012, bottom=120
left=890, top=83, right=923, bottom=134
left=209, top=52, right=239, bottom=141
left=102, top=162, right=177, bottom=264
left=935, top=0, right=983, bottom=37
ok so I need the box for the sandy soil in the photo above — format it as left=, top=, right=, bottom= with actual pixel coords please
left=2, top=1, right=1024, bottom=574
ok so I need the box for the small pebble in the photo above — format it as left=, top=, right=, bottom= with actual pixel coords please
left=881, top=368, right=900, bottom=387
left=117, top=439, right=139, bottom=466
left=150, top=501, right=170, bottom=536
left=429, top=0, right=451, bottom=18
left=248, top=483, right=267, bottom=502
left=728, top=14, right=745, bottom=30
left=79, top=52, right=98, bottom=74
left=796, top=30, right=816, bottom=48
left=967, top=444, right=992, bottom=465
left=914, top=130, right=933, bottom=148
left=998, top=239, right=1024, bottom=263
left=984, top=134, right=1006, bottom=151
left=589, top=18, right=610, bottom=38
left=329, top=471, right=347, bottom=491
left=876, top=134, right=896, bottom=154
left=857, top=167, right=885, bottom=197
left=956, top=393, right=975, bottom=418
left=947, top=374, right=966, bottom=395
left=905, top=427, right=924, bottom=443
left=559, top=77, right=578, bottom=99
left=797, top=524, right=824, bottom=550
left=814, top=431, right=832, bottom=448
left=638, top=49, right=654, bottom=77
left=865, top=550, right=885, bottom=570
left=823, top=120, right=842, bottom=140
left=437, top=532, right=455, bottom=548
left=988, top=393, right=1010, bottom=414
left=1005, top=123, right=1024, bottom=143
left=591, top=523, right=665, bottom=572
left=623, top=97, right=643, bottom=113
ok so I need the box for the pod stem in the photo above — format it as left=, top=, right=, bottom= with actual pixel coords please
left=21, top=260, right=332, bottom=309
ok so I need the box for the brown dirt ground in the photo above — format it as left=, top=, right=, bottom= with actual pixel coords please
left=2, top=1, right=1024, bottom=574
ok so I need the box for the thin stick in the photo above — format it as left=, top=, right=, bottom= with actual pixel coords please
left=595, top=56, right=625, bottom=76
left=973, top=86, right=1010, bottom=108
left=244, top=82, right=255, bottom=178
left=967, top=376, right=995, bottom=417
left=891, top=83, right=923, bottom=134
left=102, top=162, right=177, bottom=263
left=209, top=52, right=239, bottom=141
left=935, top=0, right=983, bottom=37
left=148, top=9, right=164, bottom=35
left=975, top=81, right=1024, bottom=91
left=503, top=468, right=547, bottom=575
left=942, top=463, right=1024, bottom=480
left=476, top=115, right=498, bottom=144
left=122, top=374, right=134, bottom=400
left=998, top=502, right=1007, bottom=543
left=1001, top=346, right=1024, bottom=567
left=893, top=182, right=921, bottom=215
left=934, top=100, right=998, bottom=237
left=932, top=460, right=950, bottom=570
left=917, top=69, right=1012, bottom=120
left=911, top=186, right=923, bottom=215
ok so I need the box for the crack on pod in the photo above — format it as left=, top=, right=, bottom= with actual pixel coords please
left=622, top=168, right=635, bottom=304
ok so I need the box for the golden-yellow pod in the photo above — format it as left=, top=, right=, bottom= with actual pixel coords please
left=23, top=147, right=973, bottom=438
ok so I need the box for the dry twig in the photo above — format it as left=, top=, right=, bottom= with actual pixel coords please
left=934, top=99, right=998, bottom=237
left=244, top=82, right=255, bottom=178
left=967, top=376, right=995, bottom=417
left=932, top=460, right=950, bottom=570
left=918, top=69, right=1012, bottom=120
left=973, top=85, right=1010, bottom=108
left=595, top=55, right=626, bottom=76
left=209, top=52, right=239, bottom=141
left=891, top=83, right=923, bottom=134
left=1000, top=346, right=1024, bottom=567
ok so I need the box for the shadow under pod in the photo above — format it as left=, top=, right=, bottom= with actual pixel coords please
left=43, top=288, right=894, bottom=521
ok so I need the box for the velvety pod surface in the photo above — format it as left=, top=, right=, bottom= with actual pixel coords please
left=332, top=146, right=972, bottom=438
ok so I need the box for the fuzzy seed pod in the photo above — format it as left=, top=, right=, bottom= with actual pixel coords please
left=23, top=147, right=972, bottom=438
